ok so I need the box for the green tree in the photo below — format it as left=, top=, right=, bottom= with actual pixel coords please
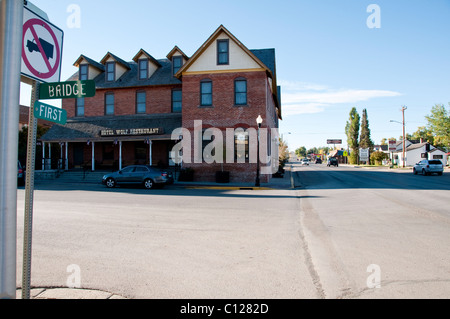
left=370, top=151, right=388, bottom=165
left=425, top=103, right=450, bottom=149
left=411, top=126, right=434, bottom=145
left=295, top=146, right=307, bottom=158
left=359, top=109, right=374, bottom=151
left=278, top=137, right=289, bottom=167
left=345, top=107, right=360, bottom=164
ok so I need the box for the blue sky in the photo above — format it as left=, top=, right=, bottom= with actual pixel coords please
left=21, top=0, right=450, bottom=151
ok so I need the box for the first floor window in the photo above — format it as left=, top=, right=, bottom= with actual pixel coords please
left=76, top=98, right=84, bottom=117
left=172, top=89, right=182, bottom=113
left=200, top=80, right=212, bottom=106
left=234, top=129, right=249, bottom=163
left=105, top=93, right=114, bottom=115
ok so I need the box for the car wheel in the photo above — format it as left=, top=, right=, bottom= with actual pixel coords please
left=438, top=172, right=443, bottom=176
left=144, top=178, right=154, bottom=189
left=422, top=169, right=427, bottom=176
left=413, top=168, right=418, bottom=175
left=105, top=178, right=116, bottom=188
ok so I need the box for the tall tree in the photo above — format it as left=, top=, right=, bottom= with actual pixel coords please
left=359, top=109, right=374, bottom=150
left=295, top=146, right=307, bottom=158
left=411, top=126, right=434, bottom=145
left=345, top=107, right=360, bottom=164
left=425, top=103, right=450, bottom=149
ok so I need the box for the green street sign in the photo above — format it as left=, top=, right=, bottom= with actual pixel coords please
left=34, top=101, right=67, bottom=125
left=39, top=80, right=96, bottom=100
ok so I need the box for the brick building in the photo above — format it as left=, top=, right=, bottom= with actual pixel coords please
left=42, top=25, right=282, bottom=183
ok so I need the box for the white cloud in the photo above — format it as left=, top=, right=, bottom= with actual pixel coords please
left=279, top=81, right=402, bottom=116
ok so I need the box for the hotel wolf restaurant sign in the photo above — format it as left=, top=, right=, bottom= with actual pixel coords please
left=100, top=128, right=163, bottom=137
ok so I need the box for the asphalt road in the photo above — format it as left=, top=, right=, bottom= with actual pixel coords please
left=15, top=164, right=450, bottom=299
left=291, top=163, right=450, bottom=298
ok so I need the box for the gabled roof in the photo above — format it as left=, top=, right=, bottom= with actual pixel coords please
left=166, top=46, right=189, bottom=61
left=100, top=52, right=131, bottom=70
left=132, top=49, right=161, bottom=68
left=73, top=54, right=105, bottom=71
left=174, top=25, right=274, bottom=79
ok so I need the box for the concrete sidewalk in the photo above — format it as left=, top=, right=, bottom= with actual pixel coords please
left=16, top=288, right=127, bottom=299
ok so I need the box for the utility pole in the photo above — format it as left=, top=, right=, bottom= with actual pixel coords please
left=402, top=106, right=407, bottom=168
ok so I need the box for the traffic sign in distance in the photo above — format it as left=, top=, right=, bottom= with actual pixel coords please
left=21, top=6, right=64, bottom=83
left=33, top=101, right=67, bottom=125
left=39, top=80, right=96, bottom=100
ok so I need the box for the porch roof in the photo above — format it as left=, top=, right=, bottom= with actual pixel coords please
left=41, top=113, right=182, bottom=142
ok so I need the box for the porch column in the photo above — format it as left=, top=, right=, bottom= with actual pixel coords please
left=119, top=141, right=122, bottom=170
left=42, top=142, right=45, bottom=170
left=65, top=142, right=69, bottom=171
left=91, top=141, right=95, bottom=171
left=149, top=140, right=153, bottom=166
left=48, top=143, right=51, bottom=170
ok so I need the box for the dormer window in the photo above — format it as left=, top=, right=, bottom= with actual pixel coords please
left=106, top=62, right=115, bottom=82
left=139, top=59, right=148, bottom=80
left=217, top=39, right=229, bottom=65
left=172, top=56, right=182, bottom=75
left=79, top=64, right=88, bottom=81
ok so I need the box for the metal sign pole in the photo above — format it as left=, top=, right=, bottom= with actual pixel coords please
left=0, top=0, right=24, bottom=300
left=22, top=81, right=40, bottom=299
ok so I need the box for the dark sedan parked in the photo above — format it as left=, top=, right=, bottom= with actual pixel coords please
left=102, top=165, right=168, bottom=189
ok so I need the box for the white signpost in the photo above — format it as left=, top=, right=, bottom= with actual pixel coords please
left=20, top=4, right=64, bottom=300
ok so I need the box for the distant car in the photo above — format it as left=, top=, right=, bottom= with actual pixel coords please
left=18, top=161, right=25, bottom=186
left=301, top=158, right=310, bottom=165
left=315, top=158, right=322, bottom=164
left=102, top=165, right=168, bottom=189
left=413, top=160, right=444, bottom=176
left=327, top=157, right=339, bottom=167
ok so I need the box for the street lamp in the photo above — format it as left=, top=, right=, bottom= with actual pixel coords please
left=256, top=115, right=263, bottom=187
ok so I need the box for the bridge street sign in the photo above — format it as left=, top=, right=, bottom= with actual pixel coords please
left=39, top=80, right=96, bottom=100
left=33, top=101, right=67, bottom=124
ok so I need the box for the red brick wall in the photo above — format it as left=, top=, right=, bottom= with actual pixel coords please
left=63, top=84, right=181, bottom=117
left=179, top=71, right=276, bottom=183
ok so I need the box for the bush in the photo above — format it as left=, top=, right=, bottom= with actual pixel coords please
left=370, top=151, right=388, bottom=165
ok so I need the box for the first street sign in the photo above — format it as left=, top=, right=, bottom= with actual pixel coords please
left=33, top=101, right=67, bottom=124
left=39, top=80, right=96, bottom=100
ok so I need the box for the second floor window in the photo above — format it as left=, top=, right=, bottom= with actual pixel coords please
left=172, top=56, right=182, bottom=75
left=136, top=91, right=146, bottom=114
left=200, top=80, right=212, bottom=106
left=139, top=59, right=148, bottom=80
left=76, top=98, right=85, bottom=117
left=105, top=93, right=114, bottom=115
left=79, top=64, right=88, bottom=81
left=217, top=39, right=229, bottom=65
left=172, top=89, right=182, bottom=113
left=106, top=62, right=115, bottom=82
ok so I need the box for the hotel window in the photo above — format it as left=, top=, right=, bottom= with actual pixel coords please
left=217, top=39, right=229, bottom=65
left=172, top=89, right=182, bottom=113
left=106, top=62, right=115, bottom=82
left=200, top=80, right=212, bottom=107
left=79, top=64, right=88, bottom=81
left=172, top=56, right=182, bottom=75
left=136, top=91, right=146, bottom=114
left=76, top=98, right=85, bottom=117
left=234, top=129, right=249, bottom=163
left=234, top=78, right=247, bottom=105
left=139, top=59, right=148, bottom=80
left=105, top=93, right=114, bottom=115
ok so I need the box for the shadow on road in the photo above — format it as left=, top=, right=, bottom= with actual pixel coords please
left=293, top=168, right=450, bottom=191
